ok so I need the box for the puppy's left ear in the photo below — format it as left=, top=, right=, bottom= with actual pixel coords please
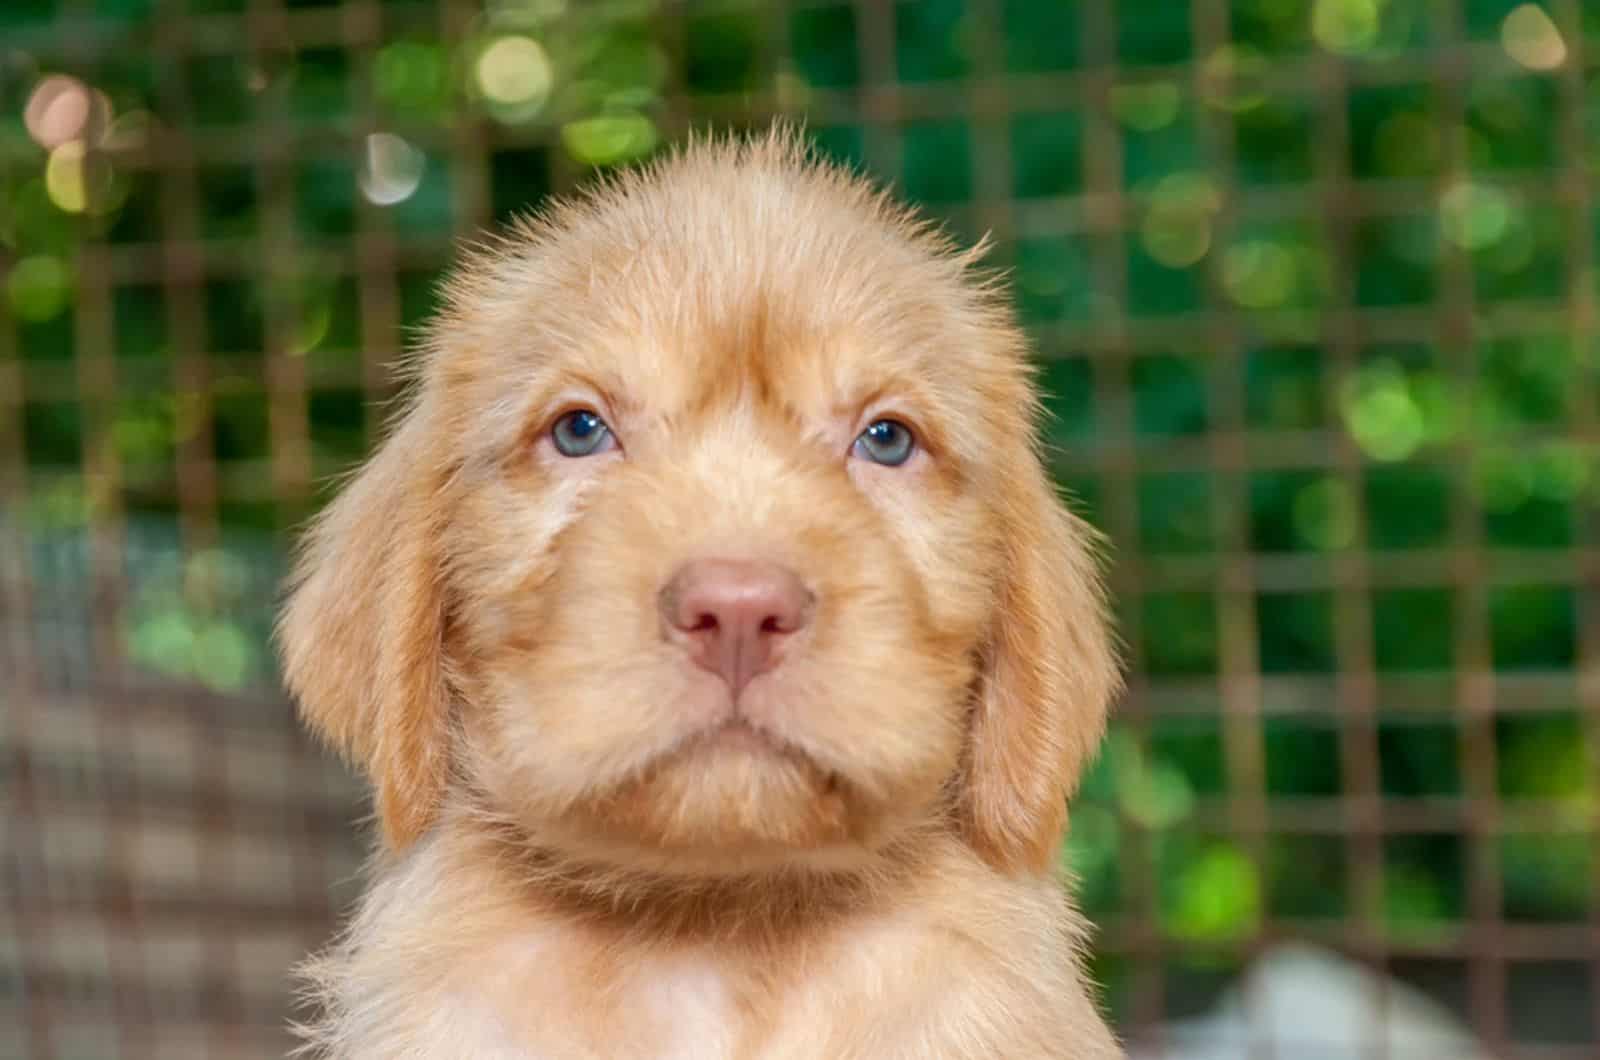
left=960, top=454, right=1120, bottom=874
left=277, top=395, right=454, bottom=850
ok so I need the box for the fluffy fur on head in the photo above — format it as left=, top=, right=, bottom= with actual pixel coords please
left=279, top=125, right=1122, bottom=1058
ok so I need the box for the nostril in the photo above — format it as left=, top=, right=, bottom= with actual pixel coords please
left=690, top=611, right=719, bottom=633
left=759, top=614, right=784, bottom=635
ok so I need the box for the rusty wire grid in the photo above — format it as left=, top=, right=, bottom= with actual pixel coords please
left=3, top=0, right=1600, bottom=1057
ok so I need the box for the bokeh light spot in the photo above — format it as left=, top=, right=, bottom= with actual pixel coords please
left=46, top=141, right=86, bottom=213
left=561, top=112, right=658, bottom=167
left=113, top=400, right=176, bottom=466
left=290, top=297, right=333, bottom=357
left=359, top=133, right=426, bottom=206
left=25, top=74, right=95, bottom=149
left=51, top=139, right=121, bottom=217
left=1480, top=210, right=1535, bottom=274
left=1222, top=239, right=1298, bottom=308
left=1110, top=734, right=1196, bottom=830
left=1141, top=173, right=1220, bottom=268
left=194, top=624, right=253, bottom=690
left=1531, top=443, right=1590, bottom=501
left=1165, top=843, right=1262, bottom=943
left=1142, top=208, right=1211, bottom=268
left=45, top=140, right=119, bottom=215
left=1340, top=362, right=1427, bottom=462
left=1313, top=0, right=1381, bottom=56
left=476, top=35, right=553, bottom=119
left=1501, top=4, right=1566, bottom=71
left=1111, top=82, right=1181, bottom=132
left=1440, top=181, right=1512, bottom=251
left=1200, top=44, right=1269, bottom=113
left=7, top=255, right=73, bottom=323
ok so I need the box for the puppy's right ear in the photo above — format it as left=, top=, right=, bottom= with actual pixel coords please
left=278, top=395, right=452, bottom=850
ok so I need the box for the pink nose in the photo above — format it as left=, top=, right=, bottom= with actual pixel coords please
left=660, top=559, right=813, bottom=697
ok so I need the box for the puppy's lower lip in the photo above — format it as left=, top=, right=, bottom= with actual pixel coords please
left=701, top=718, right=784, bottom=755
left=670, top=718, right=842, bottom=787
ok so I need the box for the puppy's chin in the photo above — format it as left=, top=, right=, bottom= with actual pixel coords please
left=539, top=731, right=911, bottom=878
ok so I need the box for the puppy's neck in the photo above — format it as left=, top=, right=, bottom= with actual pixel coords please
left=424, top=797, right=953, bottom=951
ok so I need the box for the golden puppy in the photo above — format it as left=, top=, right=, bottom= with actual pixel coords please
left=279, top=126, right=1121, bottom=1058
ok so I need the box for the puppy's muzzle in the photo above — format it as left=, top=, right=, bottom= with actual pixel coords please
left=659, top=559, right=814, bottom=699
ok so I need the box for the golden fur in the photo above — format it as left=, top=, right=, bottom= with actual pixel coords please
left=278, top=126, right=1122, bottom=1058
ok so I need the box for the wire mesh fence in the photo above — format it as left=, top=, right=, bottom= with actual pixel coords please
left=3, top=0, right=1600, bottom=1056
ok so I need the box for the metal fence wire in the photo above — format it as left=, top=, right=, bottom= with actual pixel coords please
left=3, top=0, right=1600, bottom=1056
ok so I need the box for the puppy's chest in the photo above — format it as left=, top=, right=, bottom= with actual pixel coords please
left=426, top=918, right=937, bottom=1060
left=432, top=932, right=733, bottom=1059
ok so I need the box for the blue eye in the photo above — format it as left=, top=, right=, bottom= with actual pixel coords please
left=551, top=409, right=614, bottom=457
left=853, top=419, right=915, bottom=466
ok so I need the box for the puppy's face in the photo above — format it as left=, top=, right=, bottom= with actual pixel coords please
left=280, top=132, right=1117, bottom=878
left=449, top=249, right=998, bottom=870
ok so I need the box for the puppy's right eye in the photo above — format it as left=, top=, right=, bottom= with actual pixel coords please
left=551, top=409, right=616, bottom=457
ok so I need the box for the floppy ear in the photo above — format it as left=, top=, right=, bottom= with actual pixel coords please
left=960, top=456, right=1120, bottom=875
left=277, top=395, right=453, bottom=850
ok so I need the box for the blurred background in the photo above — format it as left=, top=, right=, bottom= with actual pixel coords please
left=3, top=0, right=1599, bottom=1056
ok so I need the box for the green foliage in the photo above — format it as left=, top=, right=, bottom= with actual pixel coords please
left=1162, top=840, right=1262, bottom=942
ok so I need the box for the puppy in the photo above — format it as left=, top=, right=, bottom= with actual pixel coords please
left=279, top=126, right=1121, bottom=1059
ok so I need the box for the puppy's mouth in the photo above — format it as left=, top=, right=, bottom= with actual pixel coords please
left=609, top=710, right=841, bottom=802
left=678, top=716, right=839, bottom=783
left=551, top=709, right=860, bottom=861
left=694, top=716, right=791, bottom=755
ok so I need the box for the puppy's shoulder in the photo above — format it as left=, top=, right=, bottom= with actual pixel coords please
left=764, top=845, right=1120, bottom=1058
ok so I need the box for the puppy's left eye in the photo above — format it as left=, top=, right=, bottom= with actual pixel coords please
left=852, top=419, right=916, bottom=467
left=551, top=409, right=616, bottom=457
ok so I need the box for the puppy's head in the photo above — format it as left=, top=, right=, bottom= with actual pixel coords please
left=278, top=129, right=1117, bottom=878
